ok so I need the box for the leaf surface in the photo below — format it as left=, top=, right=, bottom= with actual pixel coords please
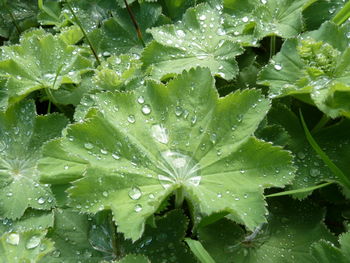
left=39, top=67, right=294, bottom=241
left=0, top=101, right=68, bottom=219
left=142, top=3, right=244, bottom=80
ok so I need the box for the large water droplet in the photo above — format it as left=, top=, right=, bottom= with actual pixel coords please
left=151, top=124, right=169, bottom=144
left=274, top=64, right=282, bottom=71
left=6, top=233, right=20, bottom=245
left=137, top=96, right=145, bottom=104
left=141, top=104, right=152, bottom=115
left=37, top=197, right=45, bottom=204
left=128, top=186, right=142, bottom=200
left=26, top=235, right=41, bottom=249
left=157, top=151, right=201, bottom=188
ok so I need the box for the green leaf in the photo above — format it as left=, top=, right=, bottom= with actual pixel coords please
left=198, top=197, right=336, bottom=263
left=41, top=208, right=106, bottom=262
left=88, top=2, right=162, bottom=56
left=119, top=210, right=196, bottom=262
left=185, top=238, right=216, bottom=263
left=0, top=230, right=54, bottom=262
left=142, top=3, right=244, bottom=80
left=223, top=0, right=308, bottom=40
left=0, top=0, right=38, bottom=39
left=116, top=254, right=150, bottom=263
left=0, top=100, right=68, bottom=219
left=39, top=67, right=294, bottom=241
left=0, top=210, right=54, bottom=235
left=311, top=231, right=350, bottom=263
left=0, top=30, right=92, bottom=107
left=258, top=21, right=350, bottom=118
left=267, top=103, right=350, bottom=198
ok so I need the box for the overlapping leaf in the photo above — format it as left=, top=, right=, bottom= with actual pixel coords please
left=0, top=229, right=54, bottom=263
left=259, top=22, right=350, bottom=118
left=0, top=101, right=68, bottom=219
left=41, top=208, right=106, bottom=263
left=198, top=198, right=336, bottom=263
left=89, top=2, right=162, bottom=56
left=39, top=68, right=294, bottom=240
left=0, top=30, right=92, bottom=108
left=142, top=3, right=244, bottom=80
left=223, top=0, right=308, bottom=40
left=311, top=231, right=350, bottom=263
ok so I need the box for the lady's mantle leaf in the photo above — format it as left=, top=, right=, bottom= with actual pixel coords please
left=311, top=231, right=350, bottom=263
left=88, top=2, right=162, bottom=56
left=259, top=22, right=350, bottom=118
left=39, top=67, right=294, bottom=241
left=198, top=198, right=336, bottom=263
left=0, top=101, right=68, bottom=219
left=142, top=3, right=244, bottom=80
left=0, top=30, right=92, bottom=108
left=0, top=230, right=54, bottom=263
left=119, top=210, right=196, bottom=262
left=41, top=208, right=106, bottom=262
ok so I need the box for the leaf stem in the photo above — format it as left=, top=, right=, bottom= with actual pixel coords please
left=123, top=0, right=146, bottom=47
left=300, top=110, right=350, bottom=190
left=5, top=4, right=21, bottom=35
left=108, top=213, right=120, bottom=260
left=332, top=0, right=350, bottom=26
left=311, top=114, right=330, bottom=133
left=66, top=0, right=101, bottom=65
left=185, top=238, right=216, bottom=263
left=265, top=182, right=333, bottom=197
left=175, top=187, right=184, bottom=208
left=269, top=35, right=276, bottom=59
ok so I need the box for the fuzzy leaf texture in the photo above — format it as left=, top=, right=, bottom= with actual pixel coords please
left=39, top=67, right=295, bottom=241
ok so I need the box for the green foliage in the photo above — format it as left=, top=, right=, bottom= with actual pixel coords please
left=0, top=0, right=349, bottom=262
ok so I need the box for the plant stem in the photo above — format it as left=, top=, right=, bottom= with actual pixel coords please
left=300, top=110, right=350, bottom=190
left=123, top=0, right=145, bottom=47
left=265, top=182, right=333, bottom=197
left=66, top=0, right=101, bottom=65
left=108, top=213, right=120, bottom=260
left=332, top=0, right=350, bottom=26
left=311, top=114, right=330, bottom=133
left=269, top=35, right=276, bottom=59
left=5, top=4, right=21, bottom=35
left=175, top=187, right=184, bottom=208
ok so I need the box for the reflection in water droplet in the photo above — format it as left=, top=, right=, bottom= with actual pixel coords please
left=128, top=186, right=142, bottom=200
left=157, top=151, right=201, bottom=189
left=151, top=124, right=169, bottom=144
left=134, top=204, right=142, bottom=212
left=6, top=233, right=20, bottom=245
left=141, top=104, right=152, bottom=115
left=26, top=235, right=41, bottom=249
left=127, top=115, right=136, bottom=123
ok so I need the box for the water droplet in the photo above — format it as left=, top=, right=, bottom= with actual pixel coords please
left=6, top=192, right=13, bottom=197
left=175, top=106, right=183, bottom=116
left=64, top=165, right=69, bottom=170
left=148, top=193, right=155, bottom=199
left=151, top=124, right=169, bottom=144
left=84, top=143, right=94, bottom=150
left=240, top=169, right=245, bottom=174
left=310, top=168, right=320, bottom=177
left=137, top=96, right=145, bottom=104
left=199, top=15, right=206, bottom=21
left=127, top=115, right=135, bottom=123
left=100, top=149, right=108, bottom=155
left=37, top=197, right=45, bottom=204
left=128, top=186, right=142, bottom=200
left=6, top=233, right=20, bottom=245
left=210, top=133, right=217, bottom=144
left=134, top=204, right=142, bottom=212
left=261, top=0, right=267, bottom=4
left=274, top=64, right=282, bottom=71
left=297, top=152, right=305, bottom=159
left=103, top=51, right=111, bottom=57
left=166, top=39, right=173, bottom=44
left=141, top=104, right=152, bottom=115
left=112, top=152, right=120, bottom=160
left=242, top=16, right=249, bottom=23
left=102, top=191, right=108, bottom=197
left=217, top=193, right=222, bottom=198
left=176, top=30, right=186, bottom=38
left=26, top=235, right=41, bottom=249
